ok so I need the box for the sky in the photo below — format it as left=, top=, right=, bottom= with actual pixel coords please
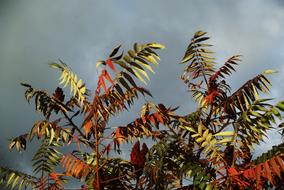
left=1, top=0, right=284, bottom=185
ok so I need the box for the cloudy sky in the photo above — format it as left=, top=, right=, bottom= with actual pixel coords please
left=1, top=0, right=284, bottom=184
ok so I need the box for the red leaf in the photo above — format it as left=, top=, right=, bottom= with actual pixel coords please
left=140, top=143, right=148, bottom=161
left=53, top=87, right=65, bottom=102
left=130, top=141, right=140, bottom=166
left=106, top=59, right=115, bottom=71
left=115, top=127, right=125, bottom=143
left=130, top=142, right=148, bottom=169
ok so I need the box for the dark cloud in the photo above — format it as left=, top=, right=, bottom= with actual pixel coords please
left=1, top=0, right=284, bottom=183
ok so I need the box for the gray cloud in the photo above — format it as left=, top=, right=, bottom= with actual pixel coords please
left=1, top=0, right=284, bottom=182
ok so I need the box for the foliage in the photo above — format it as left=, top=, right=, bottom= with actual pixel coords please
left=1, top=31, right=284, bottom=190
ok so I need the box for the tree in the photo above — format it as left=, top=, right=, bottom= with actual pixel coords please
left=1, top=31, right=284, bottom=190
left=142, top=31, right=284, bottom=189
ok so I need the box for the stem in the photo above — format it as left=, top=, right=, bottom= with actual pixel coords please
left=227, top=123, right=239, bottom=189
left=62, top=111, right=85, bottom=139
left=94, top=112, right=101, bottom=190
left=193, top=44, right=209, bottom=88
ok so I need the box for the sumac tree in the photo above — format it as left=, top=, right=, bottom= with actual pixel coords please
left=1, top=31, right=284, bottom=190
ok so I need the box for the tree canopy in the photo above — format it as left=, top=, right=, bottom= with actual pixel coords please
left=1, top=31, right=284, bottom=190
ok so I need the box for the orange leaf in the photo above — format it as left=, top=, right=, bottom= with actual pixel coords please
left=96, top=77, right=102, bottom=93
left=256, top=164, right=263, bottom=188
left=275, top=156, right=284, bottom=171
left=103, top=69, right=114, bottom=85
left=84, top=120, right=92, bottom=136
left=99, top=76, right=107, bottom=92
left=270, top=157, right=281, bottom=178
left=264, top=160, right=273, bottom=185
left=243, top=170, right=249, bottom=179
left=49, top=172, right=59, bottom=181
left=106, top=59, right=115, bottom=71
left=228, top=167, right=238, bottom=176
left=248, top=168, right=255, bottom=178
left=154, top=112, right=164, bottom=124
left=141, top=115, right=146, bottom=124
left=73, top=135, right=81, bottom=150
left=149, top=115, right=157, bottom=126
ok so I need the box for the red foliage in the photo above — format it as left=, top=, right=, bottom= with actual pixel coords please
left=130, top=141, right=148, bottom=169
left=106, top=59, right=115, bottom=71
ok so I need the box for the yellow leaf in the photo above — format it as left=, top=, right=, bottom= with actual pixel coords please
left=203, top=129, right=209, bottom=138
left=147, top=43, right=166, bottom=49
left=191, top=133, right=200, bottom=138
left=133, top=68, right=147, bottom=84
left=263, top=69, right=277, bottom=75
left=135, top=67, right=150, bottom=81
left=201, top=141, right=208, bottom=148
left=204, top=139, right=216, bottom=153
left=141, top=55, right=158, bottom=65
left=77, top=79, right=83, bottom=88
left=136, top=59, right=155, bottom=73
left=214, top=131, right=234, bottom=137
left=196, top=137, right=205, bottom=143
left=49, top=128, right=55, bottom=145
left=181, top=126, right=196, bottom=133
left=194, top=31, right=207, bottom=38
left=198, top=122, right=204, bottom=135
left=206, top=133, right=212, bottom=142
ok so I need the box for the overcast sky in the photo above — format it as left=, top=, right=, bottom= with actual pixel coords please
left=1, top=0, right=284, bottom=183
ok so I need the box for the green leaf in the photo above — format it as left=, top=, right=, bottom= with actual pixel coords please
left=7, top=172, right=15, bottom=185
left=276, top=101, right=284, bottom=111
left=180, top=53, right=194, bottom=64
left=12, top=175, right=20, bottom=189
